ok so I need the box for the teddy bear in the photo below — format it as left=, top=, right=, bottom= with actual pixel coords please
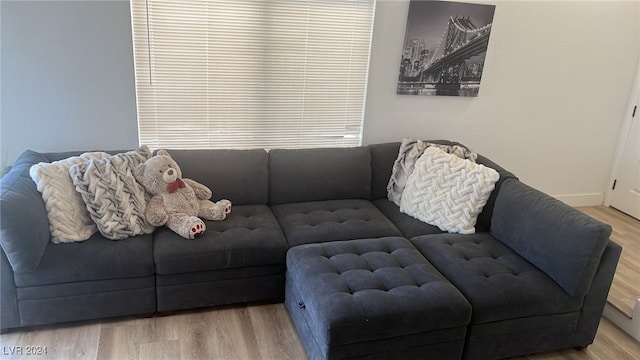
left=134, top=150, right=232, bottom=239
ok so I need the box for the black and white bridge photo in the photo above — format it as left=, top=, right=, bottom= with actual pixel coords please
left=397, top=0, right=496, bottom=97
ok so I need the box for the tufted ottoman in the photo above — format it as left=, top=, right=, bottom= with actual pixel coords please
left=285, top=237, right=472, bottom=360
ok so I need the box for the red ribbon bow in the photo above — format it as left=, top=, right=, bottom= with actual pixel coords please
left=167, top=178, right=186, bottom=193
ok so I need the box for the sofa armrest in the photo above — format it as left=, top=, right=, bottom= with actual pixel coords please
left=0, top=247, right=19, bottom=330
left=574, top=240, right=621, bottom=346
left=0, top=150, right=52, bottom=272
left=491, top=179, right=612, bottom=298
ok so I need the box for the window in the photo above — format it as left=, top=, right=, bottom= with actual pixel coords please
left=130, top=0, right=375, bottom=150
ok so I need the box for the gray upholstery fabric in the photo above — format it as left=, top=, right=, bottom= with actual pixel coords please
left=373, top=199, right=444, bottom=238
left=18, top=286, right=156, bottom=327
left=491, top=179, right=611, bottom=297
left=285, top=237, right=470, bottom=359
left=165, top=149, right=269, bottom=205
left=473, top=154, right=518, bottom=230
left=0, top=149, right=137, bottom=273
left=0, top=150, right=52, bottom=272
left=573, top=240, right=622, bottom=346
left=411, top=233, right=583, bottom=324
left=17, top=276, right=154, bottom=300
left=368, top=142, right=402, bottom=200
left=453, top=243, right=620, bottom=359
left=0, top=142, right=619, bottom=358
left=156, top=273, right=285, bottom=312
left=286, top=282, right=467, bottom=360
left=271, top=199, right=402, bottom=247
left=1, top=249, right=19, bottom=329
left=463, top=312, right=581, bottom=360
left=156, top=265, right=284, bottom=286
left=153, top=205, right=287, bottom=275
left=268, top=147, right=371, bottom=205
left=14, top=233, right=154, bottom=287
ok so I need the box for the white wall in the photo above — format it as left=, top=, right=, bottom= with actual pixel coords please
left=0, top=0, right=139, bottom=169
left=2, top=0, right=638, bottom=206
left=363, top=0, right=640, bottom=206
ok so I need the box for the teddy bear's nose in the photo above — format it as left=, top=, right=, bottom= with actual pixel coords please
left=167, top=169, right=174, bottom=176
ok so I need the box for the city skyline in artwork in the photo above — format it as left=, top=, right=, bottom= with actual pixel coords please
left=397, top=0, right=496, bottom=97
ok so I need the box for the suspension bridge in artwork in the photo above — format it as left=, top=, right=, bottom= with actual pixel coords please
left=398, top=15, right=493, bottom=95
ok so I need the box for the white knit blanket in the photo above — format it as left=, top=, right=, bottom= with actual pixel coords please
left=69, top=146, right=154, bottom=240
left=400, top=146, right=499, bottom=234
left=30, top=152, right=110, bottom=243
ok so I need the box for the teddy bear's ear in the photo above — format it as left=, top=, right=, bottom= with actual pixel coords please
left=157, top=149, right=172, bottom=158
left=134, top=163, right=146, bottom=182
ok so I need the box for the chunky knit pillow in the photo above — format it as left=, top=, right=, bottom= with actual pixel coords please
left=30, top=152, right=110, bottom=243
left=400, top=146, right=498, bottom=234
left=387, top=138, right=477, bottom=206
left=69, top=146, right=154, bottom=240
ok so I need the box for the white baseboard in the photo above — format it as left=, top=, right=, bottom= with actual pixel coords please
left=603, top=299, right=640, bottom=341
left=553, top=193, right=604, bottom=207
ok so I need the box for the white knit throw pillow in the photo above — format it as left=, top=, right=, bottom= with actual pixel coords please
left=387, top=138, right=478, bottom=206
left=30, top=152, right=110, bottom=243
left=400, top=146, right=499, bottom=234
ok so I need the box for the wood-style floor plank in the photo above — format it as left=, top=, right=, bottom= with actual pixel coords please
left=1, top=304, right=638, bottom=360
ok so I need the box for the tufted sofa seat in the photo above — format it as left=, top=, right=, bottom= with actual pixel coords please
left=0, top=141, right=621, bottom=360
left=153, top=204, right=288, bottom=311
left=272, top=199, right=402, bottom=247
left=412, top=233, right=583, bottom=323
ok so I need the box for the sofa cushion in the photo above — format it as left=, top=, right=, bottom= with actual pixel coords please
left=155, top=267, right=285, bottom=312
left=69, top=147, right=154, bottom=240
left=373, top=199, right=444, bottom=239
left=164, top=149, right=269, bottom=205
left=268, top=147, right=371, bottom=205
left=1, top=151, right=54, bottom=272
left=411, top=233, right=583, bottom=324
left=286, top=237, right=471, bottom=348
left=154, top=205, right=288, bottom=275
left=368, top=142, right=402, bottom=200
left=271, top=199, right=402, bottom=247
left=14, top=233, right=154, bottom=287
left=29, top=151, right=110, bottom=243
left=473, top=154, right=518, bottom=231
left=491, top=179, right=611, bottom=297
left=400, top=147, right=499, bottom=234
left=17, top=278, right=156, bottom=327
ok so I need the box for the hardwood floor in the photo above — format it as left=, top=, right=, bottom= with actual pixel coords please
left=0, top=304, right=640, bottom=360
left=0, top=303, right=307, bottom=360
left=578, top=206, right=640, bottom=318
left=1, top=205, right=638, bottom=360
left=1, top=303, right=639, bottom=360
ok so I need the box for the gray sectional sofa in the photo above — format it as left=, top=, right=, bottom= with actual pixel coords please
left=0, top=141, right=621, bottom=360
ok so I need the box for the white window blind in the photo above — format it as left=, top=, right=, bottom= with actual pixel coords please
left=130, top=0, right=375, bottom=150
